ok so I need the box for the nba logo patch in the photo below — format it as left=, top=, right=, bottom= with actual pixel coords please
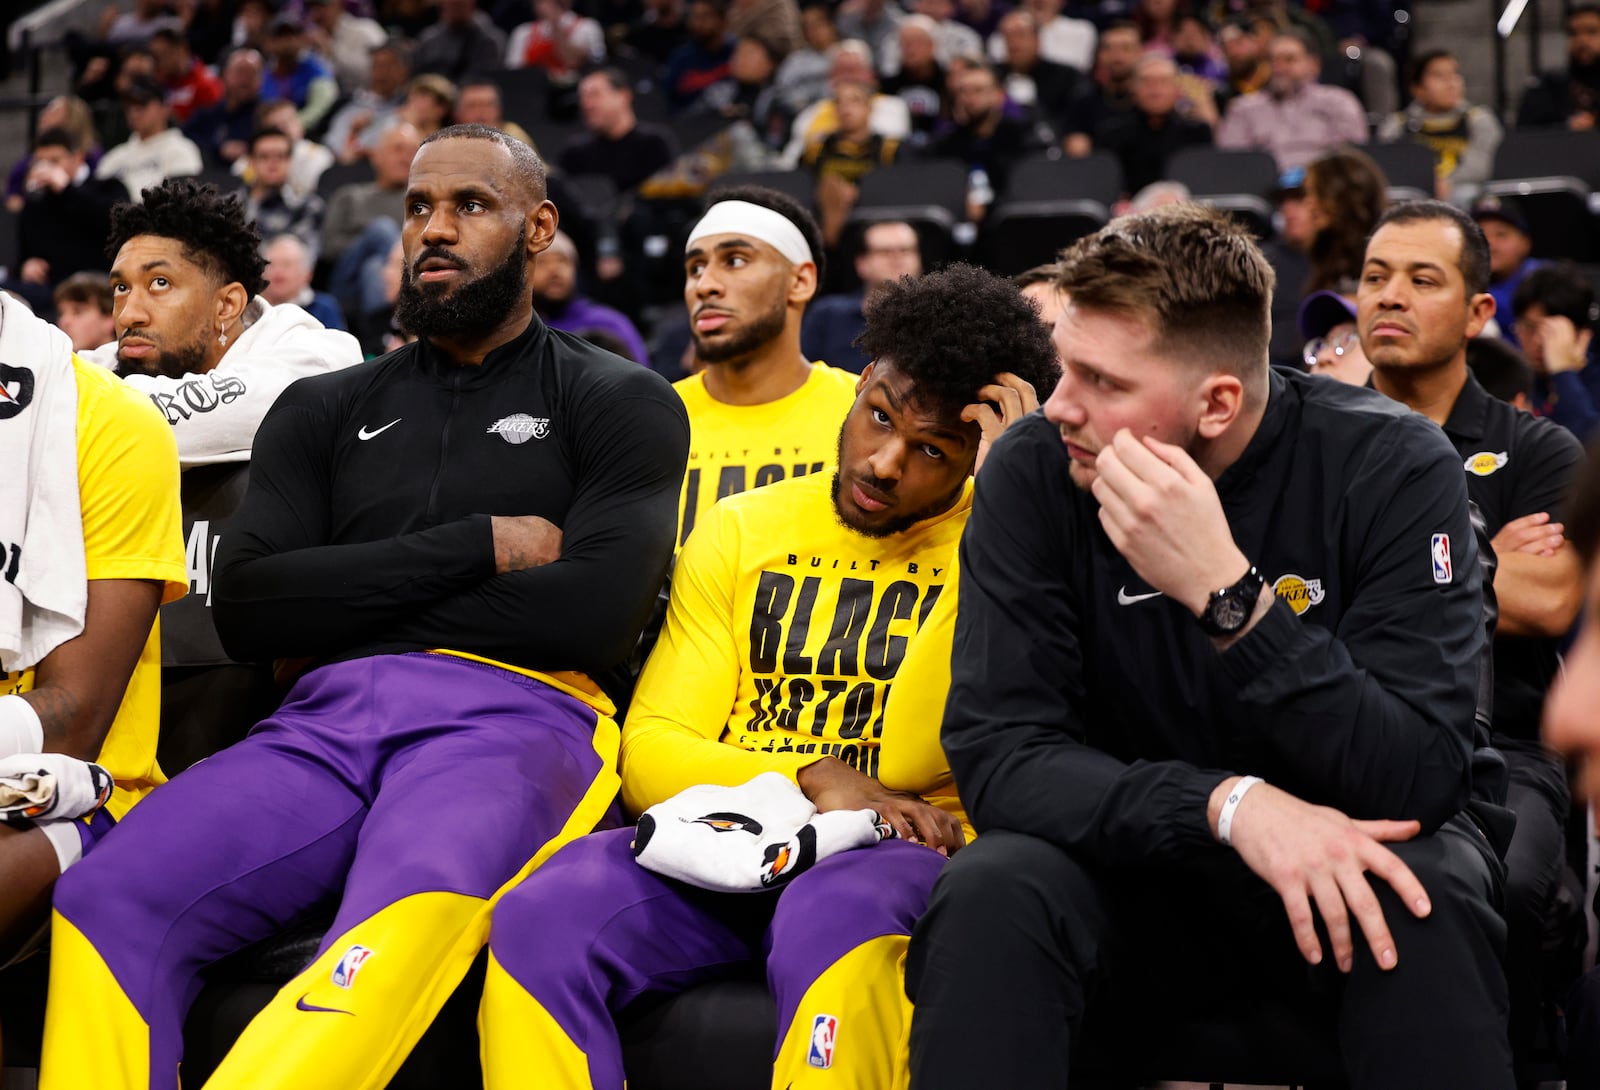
left=1431, top=533, right=1452, bottom=584
left=331, top=944, right=373, bottom=989
left=807, top=1013, right=839, bottom=1069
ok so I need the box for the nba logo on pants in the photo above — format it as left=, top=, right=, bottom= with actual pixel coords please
left=808, top=1013, right=839, bottom=1069
left=331, top=945, right=373, bottom=989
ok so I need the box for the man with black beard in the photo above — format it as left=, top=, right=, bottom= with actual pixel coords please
left=672, top=186, right=859, bottom=549
left=39, top=124, right=691, bottom=1090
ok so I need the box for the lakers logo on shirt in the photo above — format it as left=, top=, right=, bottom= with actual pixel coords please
left=487, top=413, right=550, bottom=444
left=1463, top=451, right=1508, bottom=477
left=1272, top=573, right=1325, bottom=615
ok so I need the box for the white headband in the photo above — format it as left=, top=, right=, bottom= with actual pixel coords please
left=685, top=200, right=814, bottom=267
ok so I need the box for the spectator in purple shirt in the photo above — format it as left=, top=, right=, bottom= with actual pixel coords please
left=531, top=231, right=651, bottom=364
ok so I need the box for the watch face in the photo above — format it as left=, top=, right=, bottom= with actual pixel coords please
left=1213, top=595, right=1249, bottom=631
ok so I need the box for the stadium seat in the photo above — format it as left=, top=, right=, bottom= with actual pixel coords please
left=491, top=67, right=552, bottom=135
left=1493, top=128, right=1600, bottom=189
left=1364, top=139, right=1438, bottom=202
left=849, top=160, right=970, bottom=265
left=1166, top=146, right=1279, bottom=239
left=980, top=153, right=1123, bottom=276
left=315, top=159, right=375, bottom=201
left=1486, top=130, right=1600, bottom=263
left=709, top=169, right=816, bottom=210
left=196, top=164, right=240, bottom=196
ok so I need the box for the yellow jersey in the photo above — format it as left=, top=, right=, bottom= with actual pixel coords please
left=622, top=470, right=970, bottom=814
left=672, top=362, right=859, bottom=549
left=1, top=357, right=186, bottom=820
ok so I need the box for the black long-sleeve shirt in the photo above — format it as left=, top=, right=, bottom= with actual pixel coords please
left=943, top=368, right=1484, bottom=870
left=213, top=316, right=690, bottom=678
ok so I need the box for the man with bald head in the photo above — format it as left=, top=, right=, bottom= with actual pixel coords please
left=38, top=124, right=690, bottom=1090
left=323, top=122, right=421, bottom=318
left=531, top=229, right=650, bottom=363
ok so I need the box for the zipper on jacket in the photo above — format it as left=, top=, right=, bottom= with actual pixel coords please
left=425, top=371, right=462, bottom=522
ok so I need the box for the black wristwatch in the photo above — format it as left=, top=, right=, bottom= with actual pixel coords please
left=1197, top=565, right=1266, bottom=638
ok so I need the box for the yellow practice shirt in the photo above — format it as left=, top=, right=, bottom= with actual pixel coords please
left=622, top=470, right=971, bottom=815
left=672, top=362, right=859, bottom=549
left=1, top=357, right=186, bottom=820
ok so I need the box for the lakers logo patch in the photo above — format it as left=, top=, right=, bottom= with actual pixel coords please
left=1463, top=451, right=1508, bottom=477
left=1272, top=573, right=1325, bottom=615
left=486, top=413, right=550, bottom=444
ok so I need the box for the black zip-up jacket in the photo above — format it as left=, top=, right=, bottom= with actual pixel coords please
left=213, top=317, right=690, bottom=679
left=943, top=368, right=1485, bottom=869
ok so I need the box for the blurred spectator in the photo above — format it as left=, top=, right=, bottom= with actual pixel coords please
left=1215, top=14, right=1272, bottom=111
left=414, top=0, right=508, bottom=82
left=1376, top=50, right=1502, bottom=200
left=1303, top=145, right=1387, bottom=294
left=955, top=0, right=1009, bottom=40
left=149, top=27, right=223, bottom=122
left=994, top=10, right=1080, bottom=130
left=80, top=48, right=159, bottom=149
left=392, top=74, right=459, bottom=140
left=453, top=77, right=536, bottom=146
left=101, top=0, right=184, bottom=46
left=506, top=0, right=607, bottom=77
left=782, top=40, right=911, bottom=165
left=1094, top=53, right=1212, bottom=194
left=562, top=69, right=678, bottom=191
left=1062, top=22, right=1141, bottom=158
left=1013, top=261, right=1064, bottom=325
left=1134, top=0, right=1181, bottom=55
left=232, top=0, right=277, bottom=55
left=304, top=0, right=388, bottom=94
left=324, top=41, right=413, bottom=161
left=880, top=0, right=983, bottom=75
left=1471, top=194, right=1541, bottom=343
left=1172, top=13, right=1227, bottom=86
left=353, top=237, right=413, bottom=356
left=261, top=233, right=348, bottom=330
left=880, top=17, right=948, bottom=140
left=667, top=0, right=737, bottom=113
left=1263, top=164, right=1314, bottom=367
left=96, top=76, right=203, bottom=201
left=261, top=15, right=340, bottom=130
left=240, top=128, right=327, bottom=259
left=933, top=61, right=1049, bottom=218
left=775, top=1, right=840, bottom=102
left=802, top=219, right=921, bottom=371
left=183, top=48, right=264, bottom=167
left=1511, top=261, right=1600, bottom=441
left=805, top=80, right=902, bottom=245
left=1467, top=335, right=1536, bottom=411
left=323, top=123, right=419, bottom=315
left=835, top=0, right=905, bottom=61
left=235, top=99, right=336, bottom=201
left=1517, top=2, right=1600, bottom=130
left=185, top=0, right=236, bottom=66
left=993, top=0, right=1095, bottom=72
left=531, top=231, right=651, bottom=363
left=13, top=128, right=128, bottom=312
left=729, top=0, right=806, bottom=58
left=52, top=273, right=118, bottom=352
left=1215, top=28, right=1367, bottom=170
left=626, top=0, right=691, bottom=65
left=697, top=35, right=785, bottom=125
left=5, top=96, right=100, bottom=213
left=1297, top=289, right=1370, bottom=384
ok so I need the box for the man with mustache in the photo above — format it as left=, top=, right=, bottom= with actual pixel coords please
left=673, top=186, right=860, bottom=550
left=478, top=263, right=1058, bottom=1090
left=907, top=204, right=1515, bottom=1090
left=39, top=124, right=690, bottom=1090
left=1362, top=199, right=1584, bottom=1063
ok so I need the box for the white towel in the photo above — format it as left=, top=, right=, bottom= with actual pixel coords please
left=632, top=772, right=895, bottom=893
left=0, top=294, right=85, bottom=673
left=0, top=752, right=112, bottom=822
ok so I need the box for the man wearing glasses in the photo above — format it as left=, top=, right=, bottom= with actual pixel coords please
left=802, top=221, right=923, bottom=374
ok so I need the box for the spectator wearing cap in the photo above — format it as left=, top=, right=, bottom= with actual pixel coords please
left=666, top=0, right=737, bottom=113
left=148, top=27, right=222, bottom=123
left=304, top=0, right=388, bottom=95
left=1298, top=289, right=1370, bottom=385
left=1062, top=22, right=1140, bottom=158
left=52, top=272, right=117, bottom=352
left=1468, top=336, right=1537, bottom=412
left=95, top=76, right=203, bottom=202
left=801, top=220, right=922, bottom=373
left=1518, top=2, right=1600, bottom=130
left=530, top=230, right=650, bottom=364
left=1215, top=28, right=1367, bottom=170
left=183, top=48, right=263, bottom=168
left=505, top=0, right=607, bottom=77
left=262, top=15, right=341, bottom=130
left=13, top=127, right=128, bottom=313
left=1092, top=53, right=1212, bottom=195
left=1511, top=261, right=1600, bottom=442
left=1376, top=50, right=1502, bottom=201
left=1472, top=195, right=1542, bottom=344
left=414, top=0, right=508, bottom=82
left=562, top=69, right=678, bottom=192
left=240, top=128, right=327, bottom=260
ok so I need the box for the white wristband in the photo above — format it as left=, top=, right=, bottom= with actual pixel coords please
left=1217, top=775, right=1264, bottom=847
left=0, top=696, right=44, bottom=761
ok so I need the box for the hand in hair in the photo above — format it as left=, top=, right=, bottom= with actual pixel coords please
left=960, top=372, right=1041, bottom=475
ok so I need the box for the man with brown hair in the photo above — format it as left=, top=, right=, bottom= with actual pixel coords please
left=906, top=203, right=1514, bottom=1090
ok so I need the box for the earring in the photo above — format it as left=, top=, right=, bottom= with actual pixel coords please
left=218, top=330, right=227, bottom=347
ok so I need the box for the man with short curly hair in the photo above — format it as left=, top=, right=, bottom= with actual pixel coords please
left=478, top=263, right=1060, bottom=1090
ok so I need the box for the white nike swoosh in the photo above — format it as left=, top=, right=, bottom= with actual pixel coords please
left=357, top=419, right=401, bottom=441
left=1116, top=587, right=1163, bottom=605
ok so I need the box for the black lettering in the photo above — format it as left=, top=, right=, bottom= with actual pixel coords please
left=773, top=679, right=804, bottom=731
left=179, top=378, right=220, bottom=413
left=753, top=463, right=785, bottom=487
left=811, top=679, right=848, bottom=736
left=781, top=577, right=820, bottom=674
left=749, top=572, right=795, bottom=674
left=213, top=373, right=247, bottom=403
left=748, top=677, right=778, bottom=730
left=149, top=390, right=192, bottom=423
left=787, top=554, right=798, bottom=565
left=908, top=562, right=918, bottom=574
left=839, top=681, right=876, bottom=739
left=836, top=744, right=860, bottom=770
left=816, top=578, right=873, bottom=676
left=871, top=683, right=890, bottom=739
left=3, top=543, right=19, bottom=584
left=918, top=584, right=943, bottom=627
left=863, top=747, right=880, bottom=779
left=864, top=581, right=918, bottom=680
left=716, top=465, right=747, bottom=501
left=788, top=678, right=816, bottom=733
left=679, top=468, right=702, bottom=546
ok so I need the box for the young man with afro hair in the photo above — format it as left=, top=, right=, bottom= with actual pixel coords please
left=478, top=262, right=1061, bottom=1090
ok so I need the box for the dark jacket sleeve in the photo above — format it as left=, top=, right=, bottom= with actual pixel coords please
left=213, top=382, right=498, bottom=662
left=1209, top=419, right=1483, bottom=831
left=379, top=382, right=691, bottom=675
left=1545, top=372, right=1600, bottom=446
left=941, top=426, right=1235, bottom=869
